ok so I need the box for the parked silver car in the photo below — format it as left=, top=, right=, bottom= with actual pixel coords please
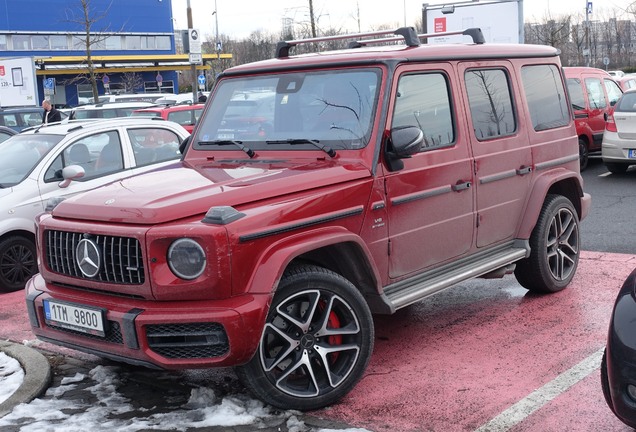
left=0, top=117, right=189, bottom=292
left=602, top=89, right=636, bottom=173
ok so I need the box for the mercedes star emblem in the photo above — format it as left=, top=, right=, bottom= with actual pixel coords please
left=76, top=238, right=101, bottom=278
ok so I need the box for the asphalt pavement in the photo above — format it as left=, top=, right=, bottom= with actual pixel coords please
left=1, top=250, right=635, bottom=431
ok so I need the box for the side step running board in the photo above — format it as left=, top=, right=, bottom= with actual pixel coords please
left=383, top=241, right=529, bottom=311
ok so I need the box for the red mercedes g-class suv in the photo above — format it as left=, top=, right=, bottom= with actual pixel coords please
left=26, top=27, right=590, bottom=411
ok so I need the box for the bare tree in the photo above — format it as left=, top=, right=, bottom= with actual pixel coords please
left=62, top=0, right=122, bottom=101
left=120, top=72, right=144, bottom=93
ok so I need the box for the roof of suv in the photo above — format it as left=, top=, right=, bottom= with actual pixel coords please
left=225, top=31, right=559, bottom=76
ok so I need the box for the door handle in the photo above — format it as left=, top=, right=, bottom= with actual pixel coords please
left=452, top=181, right=471, bottom=192
left=516, top=166, right=532, bottom=175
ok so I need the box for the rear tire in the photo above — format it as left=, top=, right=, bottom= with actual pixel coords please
left=0, top=235, right=37, bottom=293
left=235, top=265, right=374, bottom=411
left=605, top=162, right=629, bottom=174
left=514, top=195, right=580, bottom=293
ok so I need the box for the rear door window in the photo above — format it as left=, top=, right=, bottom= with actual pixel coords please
left=464, top=68, right=516, bottom=140
left=566, top=78, right=586, bottom=110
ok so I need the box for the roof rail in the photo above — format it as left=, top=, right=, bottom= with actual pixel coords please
left=276, top=27, right=485, bottom=58
left=275, top=26, right=420, bottom=58
left=349, top=27, right=485, bottom=48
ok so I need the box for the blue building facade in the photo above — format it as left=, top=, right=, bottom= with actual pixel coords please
left=0, top=0, right=180, bottom=106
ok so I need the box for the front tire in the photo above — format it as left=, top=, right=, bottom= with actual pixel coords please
left=579, top=139, right=589, bottom=171
left=235, top=265, right=374, bottom=411
left=0, top=236, right=37, bottom=293
left=514, top=195, right=580, bottom=293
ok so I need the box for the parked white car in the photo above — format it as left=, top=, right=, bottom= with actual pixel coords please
left=0, top=117, right=189, bottom=292
left=155, top=92, right=209, bottom=106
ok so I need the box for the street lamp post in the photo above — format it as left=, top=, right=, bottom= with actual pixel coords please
left=187, top=0, right=198, bottom=103
left=213, top=0, right=220, bottom=59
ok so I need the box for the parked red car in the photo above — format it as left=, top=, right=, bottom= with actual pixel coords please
left=564, top=67, right=623, bottom=170
left=132, top=103, right=204, bottom=133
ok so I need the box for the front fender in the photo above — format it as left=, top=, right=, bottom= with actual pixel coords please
left=243, top=226, right=382, bottom=297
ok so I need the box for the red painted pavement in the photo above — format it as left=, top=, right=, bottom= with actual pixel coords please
left=1, top=251, right=634, bottom=431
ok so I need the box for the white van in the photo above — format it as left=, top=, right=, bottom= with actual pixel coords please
left=89, top=94, right=168, bottom=104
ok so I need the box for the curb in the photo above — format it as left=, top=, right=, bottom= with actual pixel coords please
left=0, top=341, right=51, bottom=418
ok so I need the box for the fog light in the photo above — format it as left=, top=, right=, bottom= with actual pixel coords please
left=167, top=238, right=206, bottom=280
left=628, top=384, right=636, bottom=402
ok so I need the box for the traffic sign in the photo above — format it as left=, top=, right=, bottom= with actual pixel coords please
left=188, top=28, right=202, bottom=54
left=102, top=75, right=110, bottom=84
left=44, top=78, right=55, bottom=90
left=189, top=53, right=203, bottom=65
left=197, top=74, right=206, bottom=85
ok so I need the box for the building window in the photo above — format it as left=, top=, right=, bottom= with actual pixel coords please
left=142, top=36, right=155, bottom=49
left=105, top=36, right=122, bottom=50
left=126, top=35, right=141, bottom=50
left=50, top=35, right=68, bottom=50
left=72, top=35, right=85, bottom=51
left=13, top=35, right=30, bottom=50
left=0, top=35, right=7, bottom=50
left=156, top=36, right=171, bottom=50
left=32, top=35, right=49, bottom=50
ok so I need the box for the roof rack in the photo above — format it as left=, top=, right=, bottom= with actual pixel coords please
left=350, top=28, right=485, bottom=48
left=275, top=27, right=485, bottom=58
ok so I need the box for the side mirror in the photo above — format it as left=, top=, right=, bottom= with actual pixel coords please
left=179, top=135, right=191, bottom=155
left=391, top=126, right=423, bottom=157
left=58, top=165, right=85, bottom=188
left=385, top=126, right=423, bottom=172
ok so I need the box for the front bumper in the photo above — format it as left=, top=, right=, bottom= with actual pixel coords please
left=605, top=268, right=636, bottom=428
left=26, top=274, right=271, bottom=369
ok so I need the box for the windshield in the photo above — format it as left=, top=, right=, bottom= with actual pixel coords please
left=0, top=134, right=63, bottom=187
left=193, top=69, right=380, bottom=151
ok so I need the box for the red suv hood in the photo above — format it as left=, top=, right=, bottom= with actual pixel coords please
left=53, top=158, right=372, bottom=224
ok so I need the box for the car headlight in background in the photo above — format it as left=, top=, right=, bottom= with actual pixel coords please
left=167, top=238, right=206, bottom=280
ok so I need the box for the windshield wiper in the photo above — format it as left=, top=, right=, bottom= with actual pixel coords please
left=198, top=140, right=255, bottom=158
left=266, top=139, right=336, bottom=157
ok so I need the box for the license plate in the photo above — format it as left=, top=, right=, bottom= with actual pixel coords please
left=629, top=149, right=636, bottom=158
left=43, top=300, right=106, bottom=337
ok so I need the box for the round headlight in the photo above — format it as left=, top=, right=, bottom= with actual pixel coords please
left=167, top=238, right=206, bottom=280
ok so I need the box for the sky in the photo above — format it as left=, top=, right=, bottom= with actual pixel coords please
left=171, top=0, right=634, bottom=40
left=0, top=353, right=370, bottom=432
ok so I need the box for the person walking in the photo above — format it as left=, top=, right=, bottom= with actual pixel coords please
left=42, top=99, right=62, bottom=124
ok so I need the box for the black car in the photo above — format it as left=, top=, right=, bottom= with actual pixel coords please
left=602, top=268, right=636, bottom=428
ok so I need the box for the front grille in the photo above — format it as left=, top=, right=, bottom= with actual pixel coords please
left=45, top=230, right=145, bottom=285
left=146, top=323, right=229, bottom=359
left=48, top=320, right=124, bottom=345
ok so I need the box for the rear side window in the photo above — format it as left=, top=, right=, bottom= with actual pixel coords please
left=616, top=92, right=636, bottom=112
left=392, top=73, right=454, bottom=151
left=521, top=65, right=570, bottom=131
left=604, top=79, right=622, bottom=106
left=464, top=68, right=516, bottom=140
left=128, top=128, right=181, bottom=166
